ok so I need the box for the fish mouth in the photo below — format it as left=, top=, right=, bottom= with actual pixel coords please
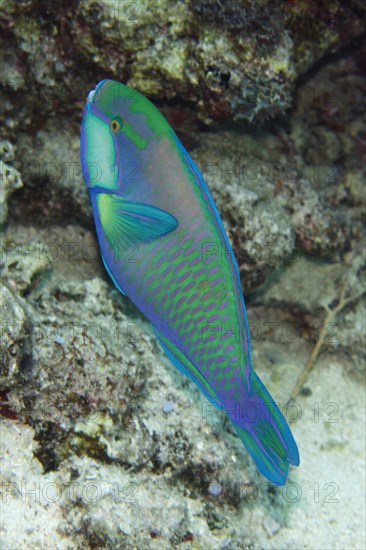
left=87, top=79, right=109, bottom=104
left=86, top=89, right=96, bottom=103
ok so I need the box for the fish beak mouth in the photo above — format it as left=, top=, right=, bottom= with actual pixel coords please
left=86, top=89, right=96, bottom=103
left=87, top=79, right=109, bottom=104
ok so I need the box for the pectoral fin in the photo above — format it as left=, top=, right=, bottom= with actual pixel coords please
left=153, top=326, right=223, bottom=410
left=96, top=193, right=178, bottom=250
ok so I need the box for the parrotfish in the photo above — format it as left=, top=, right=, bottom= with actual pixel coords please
left=80, top=79, right=299, bottom=485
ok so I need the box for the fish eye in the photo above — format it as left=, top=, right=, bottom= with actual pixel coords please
left=110, top=116, right=123, bottom=134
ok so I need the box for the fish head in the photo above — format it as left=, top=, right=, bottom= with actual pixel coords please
left=80, top=79, right=172, bottom=194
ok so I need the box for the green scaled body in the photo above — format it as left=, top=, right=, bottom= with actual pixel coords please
left=80, top=80, right=299, bottom=484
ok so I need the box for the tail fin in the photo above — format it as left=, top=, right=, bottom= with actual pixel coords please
left=230, top=372, right=300, bottom=485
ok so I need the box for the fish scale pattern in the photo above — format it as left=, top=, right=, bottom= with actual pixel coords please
left=129, top=218, right=246, bottom=397
left=81, top=79, right=299, bottom=485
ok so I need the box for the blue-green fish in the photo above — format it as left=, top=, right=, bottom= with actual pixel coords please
left=80, top=80, right=299, bottom=484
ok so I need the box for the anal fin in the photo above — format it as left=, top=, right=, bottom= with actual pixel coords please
left=153, top=326, right=222, bottom=410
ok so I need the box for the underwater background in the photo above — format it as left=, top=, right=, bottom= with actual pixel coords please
left=0, top=1, right=365, bottom=548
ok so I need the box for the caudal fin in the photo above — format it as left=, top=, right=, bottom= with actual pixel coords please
left=230, top=372, right=300, bottom=485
